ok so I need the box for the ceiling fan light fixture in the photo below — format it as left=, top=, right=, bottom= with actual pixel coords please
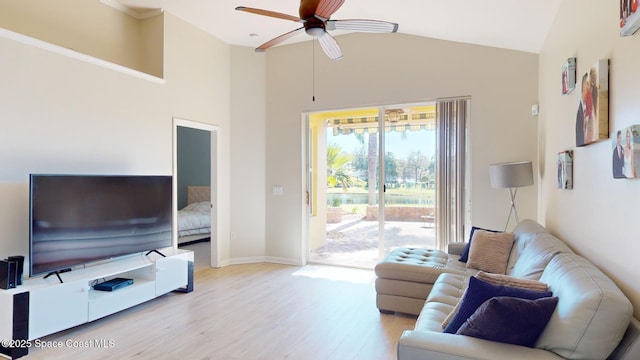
left=306, top=27, right=325, bottom=37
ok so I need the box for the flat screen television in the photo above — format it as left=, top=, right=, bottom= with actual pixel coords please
left=29, top=174, right=173, bottom=277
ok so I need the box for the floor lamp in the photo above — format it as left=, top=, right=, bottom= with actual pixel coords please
left=489, top=161, right=534, bottom=231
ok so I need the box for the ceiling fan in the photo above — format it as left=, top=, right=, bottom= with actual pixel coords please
left=236, top=0, right=399, bottom=60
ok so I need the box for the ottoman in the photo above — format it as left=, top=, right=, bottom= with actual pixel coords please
left=374, top=246, right=469, bottom=315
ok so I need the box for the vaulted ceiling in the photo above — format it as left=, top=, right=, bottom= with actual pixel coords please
left=113, top=0, right=563, bottom=54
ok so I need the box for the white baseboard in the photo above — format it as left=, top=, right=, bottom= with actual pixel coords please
left=226, top=256, right=267, bottom=266
left=220, top=256, right=305, bottom=267
left=264, top=256, right=305, bottom=266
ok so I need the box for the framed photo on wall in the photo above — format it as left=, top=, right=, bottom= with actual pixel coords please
left=620, top=0, right=640, bottom=36
left=557, top=151, right=573, bottom=189
left=575, top=59, right=609, bottom=147
left=561, top=58, right=576, bottom=95
left=612, top=125, right=640, bottom=179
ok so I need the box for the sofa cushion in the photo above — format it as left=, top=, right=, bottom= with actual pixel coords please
left=475, top=271, right=548, bottom=292
left=459, top=226, right=501, bottom=263
left=375, top=248, right=467, bottom=284
left=443, top=276, right=552, bottom=334
left=466, top=231, right=514, bottom=274
left=441, top=287, right=466, bottom=329
left=506, top=221, right=573, bottom=279
left=456, top=296, right=558, bottom=347
left=536, top=253, right=633, bottom=359
left=416, top=273, right=468, bottom=332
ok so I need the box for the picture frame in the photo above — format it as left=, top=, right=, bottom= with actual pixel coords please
left=561, top=57, right=576, bottom=95
left=575, top=59, right=609, bottom=147
left=620, top=0, right=640, bottom=36
left=556, top=150, right=573, bottom=189
left=611, top=125, right=640, bottom=179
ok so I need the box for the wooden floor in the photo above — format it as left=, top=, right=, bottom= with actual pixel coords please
left=24, top=263, right=416, bottom=360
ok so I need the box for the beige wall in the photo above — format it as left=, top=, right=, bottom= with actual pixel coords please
left=264, top=33, right=539, bottom=264
left=229, top=46, right=267, bottom=264
left=0, top=13, right=231, bottom=271
left=140, top=14, right=164, bottom=78
left=539, top=0, right=640, bottom=318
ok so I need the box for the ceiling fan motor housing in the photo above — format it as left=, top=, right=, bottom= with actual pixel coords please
left=305, top=18, right=326, bottom=36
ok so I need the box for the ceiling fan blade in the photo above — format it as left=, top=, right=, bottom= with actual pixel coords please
left=235, top=6, right=302, bottom=23
left=256, top=27, right=305, bottom=52
left=326, top=19, right=399, bottom=33
left=317, top=31, right=343, bottom=60
left=315, top=0, right=345, bottom=20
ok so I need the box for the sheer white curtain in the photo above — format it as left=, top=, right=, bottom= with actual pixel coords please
left=435, top=98, right=469, bottom=251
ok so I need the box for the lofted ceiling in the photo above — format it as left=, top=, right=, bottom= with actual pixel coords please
left=112, top=0, right=562, bottom=54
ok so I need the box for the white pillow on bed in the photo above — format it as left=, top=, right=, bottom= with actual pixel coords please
left=181, top=201, right=210, bottom=213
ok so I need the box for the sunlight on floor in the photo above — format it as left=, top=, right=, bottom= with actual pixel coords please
left=292, top=264, right=376, bottom=285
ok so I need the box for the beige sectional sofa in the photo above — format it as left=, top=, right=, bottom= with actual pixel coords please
left=375, top=220, right=640, bottom=360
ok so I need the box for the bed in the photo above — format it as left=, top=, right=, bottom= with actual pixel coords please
left=178, top=186, right=211, bottom=245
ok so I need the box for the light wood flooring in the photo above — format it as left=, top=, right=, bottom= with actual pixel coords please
left=23, top=253, right=416, bottom=359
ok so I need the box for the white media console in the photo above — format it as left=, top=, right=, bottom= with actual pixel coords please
left=0, top=248, right=193, bottom=359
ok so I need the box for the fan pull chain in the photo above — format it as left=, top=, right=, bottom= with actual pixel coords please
left=312, top=39, right=316, bottom=102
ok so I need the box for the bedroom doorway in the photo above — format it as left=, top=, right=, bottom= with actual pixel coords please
left=173, top=118, right=220, bottom=268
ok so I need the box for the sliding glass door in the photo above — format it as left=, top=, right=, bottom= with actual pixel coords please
left=381, top=105, right=437, bottom=258
left=306, top=103, right=439, bottom=269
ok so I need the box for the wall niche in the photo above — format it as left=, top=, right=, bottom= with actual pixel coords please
left=0, top=0, right=163, bottom=79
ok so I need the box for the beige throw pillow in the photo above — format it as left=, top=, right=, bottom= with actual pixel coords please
left=466, top=230, right=514, bottom=274
left=475, top=271, right=549, bottom=292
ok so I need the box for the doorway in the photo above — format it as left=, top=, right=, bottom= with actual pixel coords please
left=306, top=103, right=437, bottom=269
left=173, top=118, right=220, bottom=268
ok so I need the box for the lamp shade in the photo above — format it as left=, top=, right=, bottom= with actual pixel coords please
left=489, top=161, right=534, bottom=188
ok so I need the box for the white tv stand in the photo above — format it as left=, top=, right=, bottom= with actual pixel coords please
left=0, top=248, right=193, bottom=359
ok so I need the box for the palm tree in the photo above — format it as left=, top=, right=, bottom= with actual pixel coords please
left=350, top=133, right=378, bottom=205
left=327, top=144, right=353, bottom=192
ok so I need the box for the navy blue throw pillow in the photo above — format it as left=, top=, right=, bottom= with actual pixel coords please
left=459, top=226, right=502, bottom=263
left=443, top=276, right=552, bottom=334
left=456, top=296, right=559, bottom=347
